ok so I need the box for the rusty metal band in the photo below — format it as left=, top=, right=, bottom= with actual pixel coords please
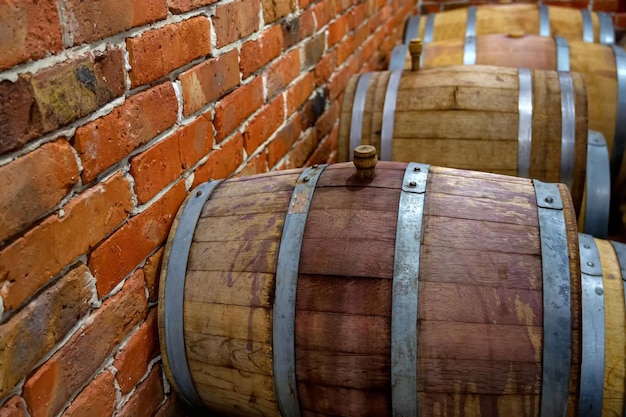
left=381, top=70, right=403, bottom=161
left=577, top=233, right=605, bottom=417
left=273, top=164, right=327, bottom=417
left=404, top=14, right=421, bottom=44
left=164, top=179, right=223, bottom=408
left=389, top=44, right=409, bottom=71
left=349, top=73, right=373, bottom=161
left=555, top=36, right=571, bottom=72
left=559, top=72, right=576, bottom=190
left=581, top=10, right=593, bottom=42
left=518, top=68, right=533, bottom=178
left=610, top=45, right=626, bottom=181
left=598, top=12, right=615, bottom=45
left=584, top=131, right=611, bottom=238
left=533, top=179, right=572, bottom=417
left=463, top=6, right=477, bottom=65
left=392, top=162, right=430, bottom=416
left=539, top=4, right=550, bottom=37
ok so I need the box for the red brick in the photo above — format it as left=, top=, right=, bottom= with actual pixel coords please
left=315, top=100, right=339, bottom=139
left=299, top=93, right=326, bottom=130
left=114, top=310, right=159, bottom=394
left=89, top=181, right=186, bottom=298
left=153, top=396, right=185, bottom=417
left=143, top=247, right=164, bottom=303
left=0, top=396, right=26, bottom=417
left=0, top=140, right=79, bottom=242
left=1, top=48, right=126, bottom=155
left=237, top=152, right=269, bottom=176
left=347, top=3, right=367, bottom=30
left=117, top=365, right=165, bottom=417
left=193, top=133, right=244, bottom=185
left=213, top=0, right=260, bottom=48
left=265, top=49, right=301, bottom=99
left=240, top=25, right=283, bottom=79
left=328, top=15, right=348, bottom=46
left=169, top=0, right=219, bottom=13
left=0, top=0, right=62, bottom=70
left=313, top=0, right=338, bottom=28
left=244, top=95, right=285, bottom=154
left=262, top=0, right=296, bottom=23
left=288, top=129, right=318, bottom=168
left=127, top=17, right=212, bottom=87
left=327, top=61, right=353, bottom=101
left=315, top=49, right=337, bottom=87
left=268, top=114, right=302, bottom=167
left=307, top=127, right=335, bottom=166
left=62, top=370, right=116, bottom=417
left=0, top=264, right=92, bottom=397
left=179, top=49, right=240, bottom=116
left=214, top=77, right=264, bottom=141
left=74, top=82, right=178, bottom=182
left=63, top=0, right=167, bottom=44
left=0, top=173, right=131, bottom=311
left=337, top=33, right=357, bottom=65
left=23, top=271, right=147, bottom=417
left=286, top=73, right=315, bottom=116
left=281, top=9, right=316, bottom=48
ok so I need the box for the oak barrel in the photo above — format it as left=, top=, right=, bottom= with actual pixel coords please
left=337, top=65, right=588, bottom=211
left=158, top=160, right=585, bottom=416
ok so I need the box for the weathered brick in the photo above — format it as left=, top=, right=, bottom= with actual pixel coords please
left=285, top=73, right=314, bottom=116
left=337, top=33, right=357, bottom=65
left=327, top=57, right=357, bottom=101
left=302, top=34, right=326, bottom=70
left=265, top=49, right=300, bottom=99
left=74, top=82, right=178, bottom=182
left=347, top=3, right=367, bottom=30
left=244, top=95, right=285, bottom=154
left=315, top=100, right=339, bottom=139
left=313, top=0, right=337, bottom=28
left=240, top=25, right=283, bottom=79
left=193, top=133, right=244, bottom=185
left=281, top=9, right=315, bottom=49
left=0, top=140, right=79, bottom=242
left=237, top=152, right=268, bottom=177
left=179, top=49, right=240, bottom=116
left=61, top=370, right=116, bottom=417
left=0, top=264, right=92, bottom=398
left=328, top=15, right=347, bottom=47
left=143, top=247, right=164, bottom=303
left=0, top=0, right=63, bottom=70
left=268, top=114, right=302, bottom=167
left=0, top=396, right=26, bottom=417
left=127, top=17, right=212, bottom=87
left=262, top=0, right=296, bottom=23
left=288, top=129, right=318, bottom=168
left=117, top=365, right=165, bottom=417
left=23, top=271, right=147, bottom=417
left=314, top=49, right=337, bottom=87
left=213, top=0, right=260, bottom=48
left=169, top=0, right=218, bottom=13
left=299, top=92, right=326, bottom=130
left=63, top=0, right=167, bottom=45
left=153, top=396, right=185, bottom=417
left=214, top=77, right=264, bottom=141
left=0, top=48, right=126, bottom=155
left=0, top=173, right=132, bottom=311
left=114, top=310, right=159, bottom=394
left=89, top=181, right=186, bottom=298
left=307, top=125, right=337, bottom=165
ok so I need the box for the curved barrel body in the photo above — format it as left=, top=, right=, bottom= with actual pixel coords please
left=337, top=65, right=588, bottom=212
left=159, top=161, right=583, bottom=417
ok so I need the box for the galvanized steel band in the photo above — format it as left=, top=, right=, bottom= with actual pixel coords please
left=463, top=6, right=477, bottom=65
left=381, top=70, right=403, bottom=160
left=164, top=180, right=223, bottom=408
left=581, top=9, right=593, bottom=43
left=273, top=164, right=327, bottom=417
left=389, top=44, right=409, bottom=71
left=404, top=14, right=421, bottom=44
left=598, top=12, right=615, bottom=45
left=533, top=179, right=572, bottom=417
left=392, top=162, right=430, bottom=416
left=555, top=36, right=571, bottom=72
left=577, top=233, right=605, bottom=417
left=611, top=45, right=626, bottom=181
left=558, top=72, right=576, bottom=189
left=422, top=14, right=435, bottom=67
left=518, top=68, right=533, bottom=178
left=350, top=73, right=373, bottom=161
left=610, top=240, right=626, bottom=362
left=584, top=131, right=611, bottom=238
left=539, top=4, right=550, bottom=37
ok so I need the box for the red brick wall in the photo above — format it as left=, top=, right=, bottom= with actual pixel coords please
left=0, top=0, right=412, bottom=415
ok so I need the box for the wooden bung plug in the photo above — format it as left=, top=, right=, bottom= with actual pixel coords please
left=409, top=38, right=423, bottom=72
left=508, top=30, right=525, bottom=38
left=353, top=145, right=377, bottom=180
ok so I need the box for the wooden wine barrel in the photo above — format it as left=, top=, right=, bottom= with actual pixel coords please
left=159, top=157, right=584, bottom=416
left=403, top=4, right=615, bottom=46
left=337, top=65, right=588, bottom=212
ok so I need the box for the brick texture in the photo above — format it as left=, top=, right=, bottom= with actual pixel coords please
left=244, top=94, right=285, bottom=154
left=213, top=0, right=261, bottom=47
left=61, top=370, right=116, bottom=417
left=214, top=77, right=264, bottom=141
left=169, top=0, right=219, bottom=13
left=193, top=133, right=244, bottom=185
left=240, top=25, right=283, bottom=79
left=268, top=114, right=302, bottom=167
left=262, top=0, right=296, bottom=23
left=265, top=49, right=301, bottom=99
left=0, top=396, right=26, bottom=417
left=116, top=365, right=165, bottom=417
left=143, top=247, right=164, bottom=303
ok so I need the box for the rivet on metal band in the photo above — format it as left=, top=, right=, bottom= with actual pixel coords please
left=392, top=162, right=430, bottom=417
left=518, top=68, right=533, bottom=178
left=555, top=36, right=571, bottom=72
left=164, top=180, right=223, bottom=408
left=381, top=70, right=403, bottom=161
left=558, top=72, right=576, bottom=189
left=577, top=233, right=605, bottom=417
left=463, top=6, right=477, bottom=65
left=421, top=14, right=435, bottom=67
left=533, top=179, right=572, bottom=417
left=581, top=10, right=593, bottom=43
left=389, top=44, right=409, bottom=71
left=598, top=12, right=615, bottom=45
left=404, top=15, right=422, bottom=44
left=349, top=73, right=373, bottom=161
left=539, top=4, right=550, bottom=37
left=584, top=131, right=611, bottom=239
left=273, top=164, right=327, bottom=417
left=610, top=45, right=626, bottom=181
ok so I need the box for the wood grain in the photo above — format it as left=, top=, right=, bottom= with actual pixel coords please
left=184, top=303, right=271, bottom=342
left=196, top=382, right=280, bottom=417
left=298, top=383, right=391, bottom=417
left=417, top=392, right=540, bottom=417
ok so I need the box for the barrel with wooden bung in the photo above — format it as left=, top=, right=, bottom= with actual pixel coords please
left=403, top=4, right=615, bottom=46
left=337, top=65, right=588, bottom=212
left=159, top=150, right=589, bottom=416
